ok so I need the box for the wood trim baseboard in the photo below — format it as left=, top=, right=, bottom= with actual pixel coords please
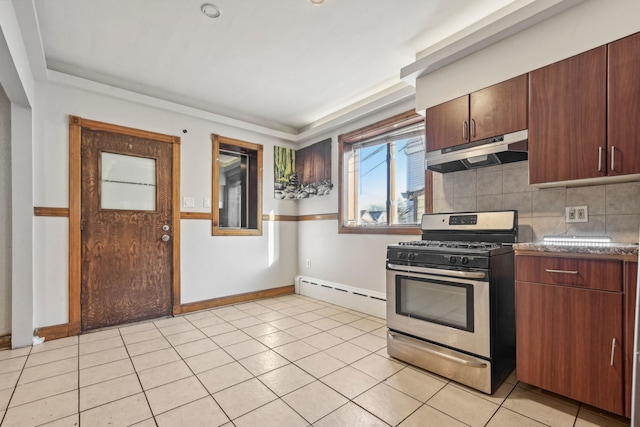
left=0, top=334, right=10, bottom=350
left=262, top=214, right=299, bottom=221
left=297, top=213, right=339, bottom=221
left=34, top=323, right=74, bottom=342
left=180, top=285, right=295, bottom=314
left=34, top=207, right=70, bottom=217
left=180, top=212, right=212, bottom=220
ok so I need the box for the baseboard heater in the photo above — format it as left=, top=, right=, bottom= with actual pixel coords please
left=294, top=275, right=386, bottom=319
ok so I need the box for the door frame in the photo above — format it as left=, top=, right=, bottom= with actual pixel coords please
left=68, top=115, right=181, bottom=335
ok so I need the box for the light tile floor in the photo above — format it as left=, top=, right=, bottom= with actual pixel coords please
left=0, top=294, right=632, bottom=426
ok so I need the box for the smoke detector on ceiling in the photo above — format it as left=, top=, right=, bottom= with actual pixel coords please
left=201, top=3, right=221, bottom=18
left=308, top=0, right=325, bottom=5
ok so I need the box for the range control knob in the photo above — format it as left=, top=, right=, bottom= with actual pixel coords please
left=399, top=252, right=407, bottom=259
left=461, top=257, right=469, bottom=265
left=449, top=256, right=457, bottom=264
left=408, top=253, right=416, bottom=261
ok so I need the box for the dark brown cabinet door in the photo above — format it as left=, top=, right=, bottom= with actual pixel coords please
left=608, top=32, right=640, bottom=176
left=528, top=46, right=607, bottom=184
left=624, top=261, right=639, bottom=418
left=516, top=280, right=624, bottom=415
left=425, top=95, right=469, bottom=151
left=470, top=75, right=528, bottom=141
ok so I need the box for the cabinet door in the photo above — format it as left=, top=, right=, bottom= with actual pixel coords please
left=425, top=95, right=469, bottom=151
left=470, top=75, right=528, bottom=141
left=624, top=262, right=639, bottom=418
left=608, top=32, right=640, bottom=176
left=516, top=281, right=624, bottom=415
left=529, top=46, right=607, bottom=184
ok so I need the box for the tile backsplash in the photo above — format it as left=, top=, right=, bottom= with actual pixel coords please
left=431, top=161, right=640, bottom=243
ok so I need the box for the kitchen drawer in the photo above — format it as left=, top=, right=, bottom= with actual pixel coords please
left=516, top=255, right=622, bottom=291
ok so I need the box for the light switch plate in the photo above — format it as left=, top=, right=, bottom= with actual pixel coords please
left=183, top=197, right=195, bottom=208
left=203, top=198, right=211, bottom=208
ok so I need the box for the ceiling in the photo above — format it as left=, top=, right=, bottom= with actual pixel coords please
left=30, top=0, right=516, bottom=137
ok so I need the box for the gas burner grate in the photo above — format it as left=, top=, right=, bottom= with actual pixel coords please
left=399, top=240, right=503, bottom=250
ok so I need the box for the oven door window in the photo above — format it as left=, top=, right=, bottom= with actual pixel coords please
left=396, top=275, right=474, bottom=332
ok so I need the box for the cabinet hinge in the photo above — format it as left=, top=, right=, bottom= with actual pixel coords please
left=80, top=218, right=84, bottom=231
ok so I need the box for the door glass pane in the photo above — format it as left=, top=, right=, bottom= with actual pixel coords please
left=101, top=152, right=156, bottom=211
left=219, top=151, right=248, bottom=228
left=397, top=276, right=473, bottom=331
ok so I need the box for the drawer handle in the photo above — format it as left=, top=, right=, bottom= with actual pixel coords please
left=611, top=338, right=617, bottom=366
left=545, top=269, right=578, bottom=274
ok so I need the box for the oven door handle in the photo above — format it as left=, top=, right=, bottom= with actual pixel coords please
left=387, top=263, right=486, bottom=280
left=388, top=331, right=488, bottom=368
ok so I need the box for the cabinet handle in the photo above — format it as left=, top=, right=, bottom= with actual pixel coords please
left=462, top=121, right=468, bottom=141
left=471, top=119, right=476, bottom=138
left=598, top=147, right=603, bottom=172
left=545, top=269, right=578, bottom=274
left=611, top=338, right=617, bottom=366
left=611, top=146, right=615, bottom=172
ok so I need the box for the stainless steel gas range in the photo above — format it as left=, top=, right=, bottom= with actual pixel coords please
left=386, top=210, right=517, bottom=394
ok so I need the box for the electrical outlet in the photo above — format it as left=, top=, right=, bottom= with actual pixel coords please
left=566, top=206, right=588, bottom=223
left=183, top=197, right=195, bottom=208
left=203, top=198, right=211, bottom=208
left=305, top=259, right=311, bottom=268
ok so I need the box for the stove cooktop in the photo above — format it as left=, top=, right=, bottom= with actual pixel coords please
left=398, top=240, right=504, bottom=251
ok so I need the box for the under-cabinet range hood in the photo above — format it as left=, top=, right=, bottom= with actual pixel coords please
left=426, top=129, right=528, bottom=173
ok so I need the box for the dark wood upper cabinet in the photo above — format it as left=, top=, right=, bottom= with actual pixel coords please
left=528, top=46, right=607, bottom=185
left=608, top=32, right=640, bottom=176
left=426, top=75, right=528, bottom=152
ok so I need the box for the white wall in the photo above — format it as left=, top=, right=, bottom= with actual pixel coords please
left=33, top=80, right=298, bottom=328
left=415, top=0, right=640, bottom=111
left=0, top=85, right=11, bottom=335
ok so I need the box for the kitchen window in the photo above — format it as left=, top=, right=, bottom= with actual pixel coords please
left=339, top=110, right=425, bottom=234
left=212, top=134, right=263, bottom=236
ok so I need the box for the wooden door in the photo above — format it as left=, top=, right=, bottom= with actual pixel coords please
left=516, top=281, right=624, bottom=415
left=425, top=95, right=469, bottom=151
left=470, top=75, right=528, bottom=141
left=528, top=46, right=607, bottom=184
left=81, top=128, right=173, bottom=330
left=608, top=32, right=640, bottom=176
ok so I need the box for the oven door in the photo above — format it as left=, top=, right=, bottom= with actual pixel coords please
left=386, top=263, right=490, bottom=358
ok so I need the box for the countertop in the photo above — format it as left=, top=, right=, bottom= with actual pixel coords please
left=514, top=241, right=639, bottom=260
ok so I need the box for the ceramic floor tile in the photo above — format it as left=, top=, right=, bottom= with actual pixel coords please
left=314, top=401, right=390, bottom=427
left=297, top=302, right=325, bottom=312
left=285, top=324, right=323, bottom=339
left=0, top=388, right=12, bottom=410
left=39, top=413, right=80, bottom=426
left=130, top=418, right=157, bottom=427
left=223, top=338, right=269, bottom=359
left=574, top=406, right=631, bottom=427
left=273, top=340, right=319, bottom=361
left=200, top=322, right=238, bottom=337
left=173, top=338, right=219, bottom=358
left=313, top=307, right=345, bottom=317
left=79, top=358, right=135, bottom=387
left=79, top=373, right=142, bottom=411
left=255, top=311, right=289, bottom=322
left=242, top=322, right=280, bottom=338
left=242, top=306, right=275, bottom=316
left=294, top=351, right=345, bottom=378
left=486, top=407, right=548, bottom=427
left=165, top=329, right=206, bottom=346
left=137, top=359, right=193, bottom=390
left=0, top=347, right=30, bottom=361
left=308, top=317, right=343, bottom=331
left=1, top=390, right=77, bottom=427
left=230, top=316, right=264, bottom=329
left=185, top=348, right=234, bottom=374
left=155, top=396, right=229, bottom=427
left=349, top=318, right=384, bottom=332
left=184, top=309, right=215, bottom=321
left=25, top=346, right=76, bottom=368
left=79, top=392, right=152, bottom=426
left=79, top=328, right=120, bottom=343
left=302, top=331, right=344, bottom=350
left=79, top=346, right=128, bottom=369
left=269, top=317, right=303, bottom=330
left=189, top=314, right=226, bottom=329
left=30, top=336, right=77, bottom=354
left=384, top=367, right=447, bottom=402
left=211, top=307, right=250, bottom=322
left=0, top=370, right=20, bottom=391
left=502, top=385, right=579, bottom=427
left=119, top=321, right=157, bottom=336
left=158, top=321, right=197, bottom=337
left=213, top=377, right=277, bottom=420
left=327, top=324, right=366, bottom=340
left=292, top=312, right=325, bottom=323
left=258, top=364, right=315, bottom=396
left=153, top=316, right=189, bottom=329
left=122, top=328, right=164, bottom=345
left=320, top=365, right=380, bottom=399
left=428, top=383, right=499, bottom=427
left=350, top=333, right=387, bottom=352
left=145, top=376, right=209, bottom=415
left=233, top=398, right=308, bottom=427
left=10, top=371, right=78, bottom=408
left=18, top=357, right=78, bottom=385
left=197, top=361, right=254, bottom=394
left=354, top=382, right=422, bottom=426
left=352, top=353, right=404, bottom=381
left=255, top=331, right=298, bottom=348
left=238, top=350, right=290, bottom=376
left=126, top=336, right=171, bottom=357
left=211, top=330, right=253, bottom=347
left=451, top=377, right=516, bottom=406
left=282, top=380, right=348, bottom=424
left=323, top=341, right=371, bottom=364
left=398, top=404, right=467, bottom=427
left=370, top=326, right=388, bottom=339
left=330, top=312, right=364, bottom=324
left=279, top=307, right=306, bottom=317
left=131, top=348, right=181, bottom=372
left=78, top=335, right=123, bottom=355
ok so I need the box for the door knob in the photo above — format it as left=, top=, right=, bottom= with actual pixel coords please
left=161, top=234, right=170, bottom=242
left=162, top=225, right=170, bottom=231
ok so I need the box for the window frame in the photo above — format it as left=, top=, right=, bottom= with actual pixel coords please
left=212, top=134, right=263, bottom=236
left=338, top=110, right=426, bottom=235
